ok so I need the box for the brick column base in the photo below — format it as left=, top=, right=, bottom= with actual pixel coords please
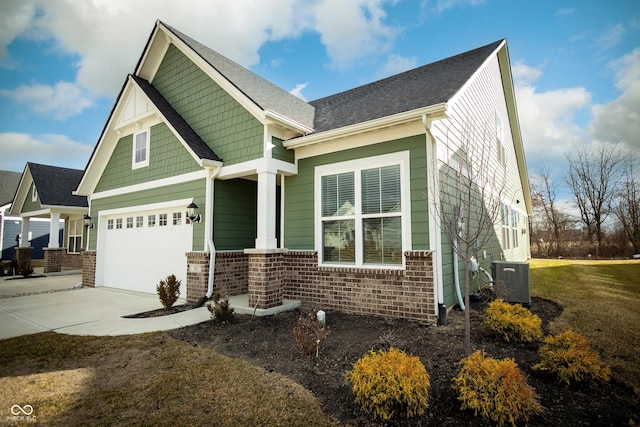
left=186, top=252, right=210, bottom=304
left=246, top=249, right=284, bottom=310
left=14, top=247, right=32, bottom=268
left=82, top=251, right=96, bottom=287
left=44, top=247, right=64, bottom=273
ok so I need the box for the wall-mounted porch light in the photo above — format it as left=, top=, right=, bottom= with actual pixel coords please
left=186, top=202, right=201, bottom=224
left=83, top=214, right=95, bottom=229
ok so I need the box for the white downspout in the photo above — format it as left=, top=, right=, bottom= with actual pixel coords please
left=423, top=114, right=446, bottom=317
left=205, top=166, right=221, bottom=299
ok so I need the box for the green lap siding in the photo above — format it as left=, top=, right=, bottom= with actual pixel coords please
left=96, top=123, right=201, bottom=192
left=284, top=134, right=430, bottom=250
left=21, top=183, right=41, bottom=213
left=213, top=179, right=257, bottom=250
left=152, top=45, right=264, bottom=166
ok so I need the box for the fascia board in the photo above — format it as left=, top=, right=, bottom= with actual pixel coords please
left=497, top=43, right=533, bottom=216
left=9, top=166, right=32, bottom=215
left=284, top=103, right=448, bottom=149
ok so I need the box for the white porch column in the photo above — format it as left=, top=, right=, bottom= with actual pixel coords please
left=255, top=170, right=278, bottom=249
left=48, top=212, right=61, bottom=248
left=19, top=217, right=30, bottom=247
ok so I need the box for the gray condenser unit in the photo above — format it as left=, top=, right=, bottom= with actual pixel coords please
left=491, top=261, right=531, bottom=305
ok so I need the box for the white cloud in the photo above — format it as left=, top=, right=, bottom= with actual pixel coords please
left=420, top=0, right=485, bottom=16
left=590, top=48, right=640, bottom=152
left=0, top=81, right=93, bottom=120
left=289, top=83, right=309, bottom=101
left=514, top=62, right=592, bottom=164
left=593, top=23, right=625, bottom=52
left=0, top=133, right=92, bottom=171
left=0, top=0, right=403, bottom=96
left=313, top=0, right=399, bottom=70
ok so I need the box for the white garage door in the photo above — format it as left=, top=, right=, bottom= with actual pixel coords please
left=101, top=206, right=192, bottom=294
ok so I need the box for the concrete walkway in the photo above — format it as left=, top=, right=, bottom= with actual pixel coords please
left=0, top=272, right=209, bottom=340
left=0, top=272, right=300, bottom=340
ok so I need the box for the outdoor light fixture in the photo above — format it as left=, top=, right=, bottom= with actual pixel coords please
left=186, top=202, right=201, bottom=224
left=83, top=214, right=94, bottom=229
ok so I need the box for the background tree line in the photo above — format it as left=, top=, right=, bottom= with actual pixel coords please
left=530, top=143, right=639, bottom=259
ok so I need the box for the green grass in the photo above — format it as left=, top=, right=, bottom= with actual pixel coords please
left=529, top=258, right=640, bottom=395
left=0, top=333, right=336, bottom=426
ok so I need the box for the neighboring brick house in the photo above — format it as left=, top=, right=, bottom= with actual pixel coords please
left=75, top=20, right=532, bottom=323
left=10, top=163, right=88, bottom=272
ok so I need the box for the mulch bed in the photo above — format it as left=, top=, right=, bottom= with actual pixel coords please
left=168, top=297, right=639, bottom=426
left=123, top=304, right=195, bottom=318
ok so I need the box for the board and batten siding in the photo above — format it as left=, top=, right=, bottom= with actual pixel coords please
left=95, top=123, right=201, bottom=193
left=151, top=44, right=264, bottom=166
left=284, top=134, right=430, bottom=251
left=88, top=178, right=206, bottom=251
left=430, top=52, right=529, bottom=307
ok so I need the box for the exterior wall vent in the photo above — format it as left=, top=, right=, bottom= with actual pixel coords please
left=491, top=261, right=530, bottom=305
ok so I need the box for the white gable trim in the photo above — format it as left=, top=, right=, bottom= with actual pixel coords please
left=76, top=76, right=220, bottom=196
left=91, top=170, right=207, bottom=201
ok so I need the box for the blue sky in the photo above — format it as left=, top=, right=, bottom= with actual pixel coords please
left=0, top=0, right=638, bottom=205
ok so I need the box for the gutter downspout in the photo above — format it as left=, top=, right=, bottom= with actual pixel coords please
left=195, top=166, right=221, bottom=307
left=422, top=113, right=449, bottom=323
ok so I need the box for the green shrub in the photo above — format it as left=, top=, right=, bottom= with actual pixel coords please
left=207, top=293, right=235, bottom=324
left=156, top=274, right=181, bottom=309
left=291, top=311, right=330, bottom=357
left=17, top=259, right=34, bottom=278
left=453, top=350, right=542, bottom=427
left=484, top=298, right=543, bottom=342
left=346, top=347, right=430, bottom=420
left=533, top=329, right=611, bottom=384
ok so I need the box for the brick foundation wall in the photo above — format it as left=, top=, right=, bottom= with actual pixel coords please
left=247, top=251, right=284, bottom=309
left=214, top=251, right=248, bottom=297
left=14, top=247, right=32, bottom=267
left=283, top=250, right=436, bottom=322
left=61, top=251, right=83, bottom=269
left=43, top=248, right=63, bottom=273
left=82, top=251, right=96, bottom=287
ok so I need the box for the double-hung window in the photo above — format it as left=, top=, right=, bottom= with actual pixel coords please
left=132, top=130, right=149, bottom=169
left=67, top=219, right=83, bottom=253
left=316, top=152, right=409, bottom=268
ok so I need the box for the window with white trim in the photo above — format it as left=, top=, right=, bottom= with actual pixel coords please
left=159, top=213, right=167, bottom=226
left=148, top=215, right=156, bottom=227
left=126, top=217, right=133, bottom=229
left=173, top=212, right=182, bottom=225
left=136, top=216, right=144, bottom=228
left=316, top=152, right=409, bottom=267
left=31, top=185, right=38, bottom=202
left=511, top=210, right=519, bottom=248
left=501, top=203, right=510, bottom=250
left=67, top=219, right=83, bottom=253
left=132, top=130, right=149, bottom=169
left=107, top=219, right=114, bottom=230
left=116, top=218, right=123, bottom=229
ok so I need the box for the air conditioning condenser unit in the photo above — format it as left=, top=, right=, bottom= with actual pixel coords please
left=491, top=261, right=530, bottom=306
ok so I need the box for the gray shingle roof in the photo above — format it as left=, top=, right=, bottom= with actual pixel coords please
left=28, top=163, right=88, bottom=208
left=162, top=22, right=315, bottom=131
left=309, top=40, right=503, bottom=133
left=130, top=75, right=222, bottom=162
left=0, top=170, right=21, bottom=206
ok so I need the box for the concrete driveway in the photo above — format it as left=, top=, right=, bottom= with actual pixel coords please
left=0, top=274, right=210, bottom=340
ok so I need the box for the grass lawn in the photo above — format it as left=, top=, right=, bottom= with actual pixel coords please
left=529, top=258, right=640, bottom=396
left=0, top=333, right=335, bottom=426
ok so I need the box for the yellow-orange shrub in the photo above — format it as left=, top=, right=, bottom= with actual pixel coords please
left=345, top=347, right=430, bottom=420
left=533, top=329, right=611, bottom=384
left=453, top=350, right=542, bottom=427
left=484, top=299, right=543, bottom=342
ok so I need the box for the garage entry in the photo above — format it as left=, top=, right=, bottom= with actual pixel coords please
left=98, top=204, right=192, bottom=294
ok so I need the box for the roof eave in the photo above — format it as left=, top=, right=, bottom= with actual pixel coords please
left=284, top=103, right=448, bottom=149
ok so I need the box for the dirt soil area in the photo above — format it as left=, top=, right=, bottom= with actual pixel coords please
left=169, top=298, right=639, bottom=426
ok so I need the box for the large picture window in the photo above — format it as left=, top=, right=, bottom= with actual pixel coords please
left=316, top=152, right=409, bottom=268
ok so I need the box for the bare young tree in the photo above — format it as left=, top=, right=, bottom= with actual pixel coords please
left=530, top=165, right=569, bottom=256
left=432, top=119, right=507, bottom=355
left=565, top=143, right=624, bottom=258
left=614, top=157, right=640, bottom=254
